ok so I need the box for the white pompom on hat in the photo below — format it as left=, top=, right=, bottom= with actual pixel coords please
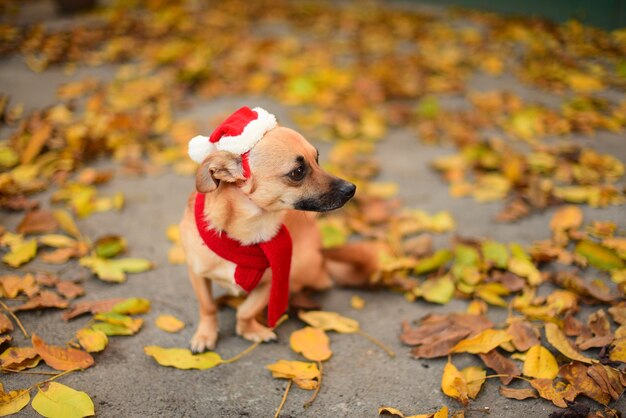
left=187, top=106, right=277, bottom=166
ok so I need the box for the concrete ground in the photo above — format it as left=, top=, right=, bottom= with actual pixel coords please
left=1, top=2, right=625, bottom=418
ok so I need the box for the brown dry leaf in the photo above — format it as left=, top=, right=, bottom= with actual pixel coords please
left=0, top=313, right=13, bottom=334
left=586, top=364, right=626, bottom=401
left=507, top=319, right=540, bottom=352
left=563, top=314, right=584, bottom=337
left=63, top=298, right=124, bottom=321
left=451, top=329, right=512, bottom=354
left=498, top=386, right=538, bottom=400
left=560, top=361, right=610, bottom=405
left=441, top=360, right=469, bottom=406
left=55, top=281, right=85, bottom=300
left=577, top=310, right=614, bottom=350
left=479, top=349, right=521, bottom=385
left=530, top=378, right=580, bottom=408
left=17, top=209, right=59, bottom=235
left=523, top=345, right=559, bottom=379
left=32, top=333, right=94, bottom=371
left=12, top=290, right=69, bottom=312
left=0, top=274, right=38, bottom=298
left=378, top=405, right=448, bottom=418
left=545, top=323, right=593, bottom=364
left=0, top=347, right=41, bottom=371
left=290, top=327, right=332, bottom=362
left=608, top=303, right=626, bottom=325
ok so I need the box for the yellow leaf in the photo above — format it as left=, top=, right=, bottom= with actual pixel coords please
left=523, top=345, right=558, bottom=379
left=290, top=327, right=332, bottom=362
left=38, top=234, right=77, bottom=248
left=441, top=360, right=469, bottom=405
left=298, top=311, right=359, bottom=333
left=52, top=210, right=81, bottom=239
left=93, top=312, right=143, bottom=333
left=421, top=275, right=455, bottom=304
left=76, top=329, right=108, bottom=353
left=508, top=258, right=542, bottom=286
left=351, top=295, right=365, bottom=310
left=112, top=298, right=151, bottom=315
left=79, top=257, right=125, bottom=282
left=544, top=322, right=593, bottom=364
left=166, top=225, right=180, bottom=242
left=0, top=387, right=30, bottom=417
left=567, top=73, right=603, bottom=92
left=451, top=329, right=512, bottom=354
left=2, top=239, right=37, bottom=268
left=31, top=382, right=94, bottom=418
left=266, top=359, right=320, bottom=390
left=144, top=346, right=222, bottom=370
left=155, top=315, right=185, bottom=333
left=461, top=366, right=486, bottom=399
left=609, top=337, right=626, bottom=363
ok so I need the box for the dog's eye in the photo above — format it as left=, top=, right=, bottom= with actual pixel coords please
left=288, top=166, right=306, bottom=181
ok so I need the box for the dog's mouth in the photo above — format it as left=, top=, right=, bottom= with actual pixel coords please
left=294, top=180, right=356, bottom=212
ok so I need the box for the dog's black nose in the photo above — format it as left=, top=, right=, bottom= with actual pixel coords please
left=339, top=182, right=356, bottom=199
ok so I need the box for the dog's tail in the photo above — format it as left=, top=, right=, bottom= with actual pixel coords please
left=322, top=241, right=389, bottom=288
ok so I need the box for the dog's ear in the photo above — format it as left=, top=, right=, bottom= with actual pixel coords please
left=195, top=151, right=245, bottom=193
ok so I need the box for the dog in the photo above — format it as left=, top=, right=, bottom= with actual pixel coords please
left=179, top=107, right=358, bottom=352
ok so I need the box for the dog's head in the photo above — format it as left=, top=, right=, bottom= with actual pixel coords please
left=195, top=126, right=356, bottom=212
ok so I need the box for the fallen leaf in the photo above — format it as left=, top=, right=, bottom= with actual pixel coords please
left=298, top=310, right=359, bottom=333
left=574, top=240, right=624, bottom=271
left=63, top=298, right=124, bottom=321
left=351, top=295, right=365, bottom=310
left=155, top=315, right=185, bottom=333
left=560, top=361, right=610, bottom=405
left=0, top=347, right=41, bottom=371
left=479, top=349, right=521, bottom=385
left=12, top=291, right=69, bottom=312
left=38, top=234, right=77, bottom=248
left=586, top=364, right=626, bottom=401
left=112, top=297, right=151, bottom=315
left=524, top=345, right=559, bottom=379
left=498, top=386, right=538, bottom=400
left=462, top=366, right=486, bottom=399
left=52, top=210, right=81, bottom=239
left=451, top=329, right=512, bottom=354
left=0, top=387, right=30, bottom=416
left=0, top=313, right=12, bottom=334
left=144, top=346, right=222, bottom=370
left=31, top=382, right=94, bottom=418
left=266, top=359, right=320, bottom=390
left=421, top=275, right=455, bottom=304
left=507, top=319, right=540, bottom=352
left=0, top=274, right=38, bottom=298
left=93, top=312, right=142, bottom=333
left=17, top=210, right=59, bottom=235
left=441, top=360, right=468, bottom=406
left=56, top=281, right=85, bottom=300
left=550, top=206, right=583, bottom=233
left=609, top=338, right=626, bottom=363
left=32, top=334, right=94, bottom=371
left=530, top=378, right=579, bottom=408
left=545, top=323, right=593, bottom=364
left=94, top=235, right=127, bottom=259
left=76, top=329, right=108, bottom=353
left=2, top=239, right=37, bottom=268
left=290, top=327, right=332, bottom=362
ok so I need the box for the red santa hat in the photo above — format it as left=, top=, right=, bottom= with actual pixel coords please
left=188, top=106, right=277, bottom=177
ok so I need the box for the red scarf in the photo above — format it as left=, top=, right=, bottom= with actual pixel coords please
left=194, top=193, right=292, bottom=327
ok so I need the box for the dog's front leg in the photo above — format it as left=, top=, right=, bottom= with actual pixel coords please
left=236, top=280, right=277, bottom=343
left=188, top=267, right=219, bottom=353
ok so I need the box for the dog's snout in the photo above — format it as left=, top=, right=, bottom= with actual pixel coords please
left=339, top=182, right=356, bottom=199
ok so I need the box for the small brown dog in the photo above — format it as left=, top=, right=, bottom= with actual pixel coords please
left=179, top=107, right=356, bottom=352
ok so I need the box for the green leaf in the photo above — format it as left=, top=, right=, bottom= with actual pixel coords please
left=454, top=244, right=480, bottom=266
left=94, top=235, right=126, bottom=258
left=414, top=249, right=452, bottom=275
left=79, top=256, right=125, bottom=283
left=93, top=312, right=142, bottom=333
left=481, top=241, right=509, bottom=269
left=575, top=240, right=624, bottom=271
left=91, top=322, right=135, bottom=336
left=112, top=298, right=151, bottom=315
left=31, top=382, right=94, bottom=418
left=144, top=346, right=223, bottom=370
left=0, top=388, right=30, bottom=417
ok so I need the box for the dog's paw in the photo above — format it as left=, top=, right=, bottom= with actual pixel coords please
left=236, top=319, right=277, bottom=343
left=189, top=328, right=218, bottom=353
